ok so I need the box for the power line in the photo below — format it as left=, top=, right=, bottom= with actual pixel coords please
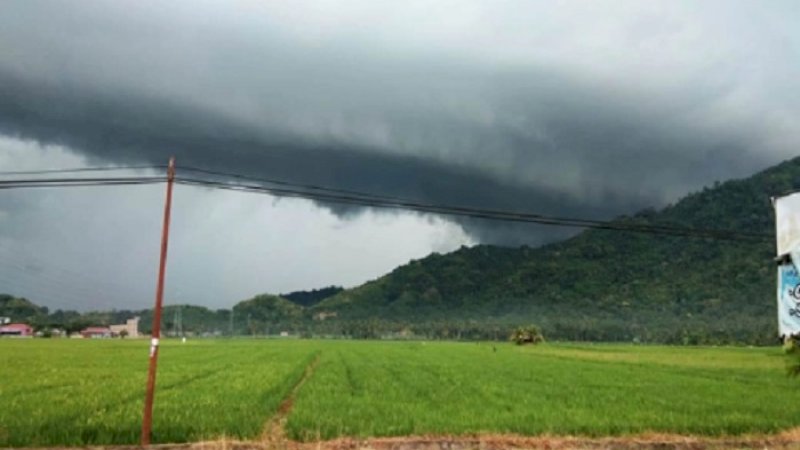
left=0, top=165, right=164, bottom=176
left=175, top=177, right=764, bottom=240
left=0, top=176, right=165, bottom=189
left=174, top=168, right=769, bottom=240
left=178, top=165, right=410, bottom=202
left=175, top=177, right=771, bottom=242
left=0, top=169, right=773, bottom=242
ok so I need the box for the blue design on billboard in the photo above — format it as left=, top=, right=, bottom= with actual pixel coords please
left=778, top=263, right=800, bottom=336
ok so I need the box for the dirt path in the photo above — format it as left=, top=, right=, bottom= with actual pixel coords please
left=259, top=353, right=321, bottom=447
left=69, top=428, right=800, bottom=450
left=310, top=430, right=800, bottom=450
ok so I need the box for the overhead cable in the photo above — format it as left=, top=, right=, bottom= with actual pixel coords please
left=0, top=176, right=166, bottom=189
left=0, top=168, right=772, bottom=242
left=0, top=165, right=164, bottom=176
left=179, top=165, right=409, bottom=202
left=176, top=167, right=769, bottom=240
left=175, top=177, right=771, bottom=242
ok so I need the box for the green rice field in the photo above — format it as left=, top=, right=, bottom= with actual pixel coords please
left=1, top=339, right=799, bottom=446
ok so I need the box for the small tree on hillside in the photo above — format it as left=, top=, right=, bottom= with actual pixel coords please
left=510, top=325, right=544, bottom=345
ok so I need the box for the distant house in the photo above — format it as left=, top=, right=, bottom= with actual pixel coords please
left=313, top=311, right=338, bottom=321
left=81, top=327, right=112, bottom=338
left=0, top=323, right=33, bottom=337
left=109, top=317, right=140, bottom=338
left=39, top=328, right=65, bottom=338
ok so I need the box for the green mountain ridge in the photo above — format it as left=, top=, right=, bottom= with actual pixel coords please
left=306, top=157, right=799, bottom=342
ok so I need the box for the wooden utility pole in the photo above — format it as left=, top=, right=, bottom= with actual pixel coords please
left=141, top=156, right=176, bottom=445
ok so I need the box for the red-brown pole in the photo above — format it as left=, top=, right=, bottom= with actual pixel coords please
left=141, top=156, right=175, bottom=445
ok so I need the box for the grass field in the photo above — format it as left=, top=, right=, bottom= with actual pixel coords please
left=1, top=339, right=799, bottom=447
left=0, top=339, right=319, bottom=446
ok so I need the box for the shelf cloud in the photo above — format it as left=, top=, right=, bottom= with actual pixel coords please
left=0, top=0, right=798, bottom=307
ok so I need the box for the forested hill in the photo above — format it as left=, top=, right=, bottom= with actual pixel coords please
left=281, top=286, right=344, bottom=307
left=310, top=157, right=800, bottom=343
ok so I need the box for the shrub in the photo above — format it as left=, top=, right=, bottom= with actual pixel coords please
left=510, top=325, right=544, bottom=345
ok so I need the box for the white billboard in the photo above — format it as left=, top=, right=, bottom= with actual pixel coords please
left=774, top=192, right=800, bottom=257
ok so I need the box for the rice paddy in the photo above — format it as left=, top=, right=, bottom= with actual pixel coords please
left=1, top=339, right=798, bottom=447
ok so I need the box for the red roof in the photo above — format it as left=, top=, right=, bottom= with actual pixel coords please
left=1, top=323, right=31, bottom=330
left=82, top=327, right=111, bottom=333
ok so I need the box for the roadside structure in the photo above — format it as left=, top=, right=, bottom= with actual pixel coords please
left=313, top=311, right=337, bottom=321
left=36, top=328, right=65, bottom=338
left=80, top=326, right=112, bottom=338
left=0, top=323, right=33, bottom=337
left=110, top=317, right=140, bottom=338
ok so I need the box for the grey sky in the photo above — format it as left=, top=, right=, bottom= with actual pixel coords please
left=0, top=0, right=798, bottom=310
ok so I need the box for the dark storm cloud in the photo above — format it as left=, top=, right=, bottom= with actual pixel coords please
left=0, top=67, right=711, bottom=246
left=0, top=1, right=795, bottom=245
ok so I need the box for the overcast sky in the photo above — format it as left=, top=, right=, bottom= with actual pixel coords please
left=1, top=0, right=798, bottom=311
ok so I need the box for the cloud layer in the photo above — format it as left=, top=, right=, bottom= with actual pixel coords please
left=1, top=1, right=799, bottom=307
left=2, top=1, right=798, bottom=244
